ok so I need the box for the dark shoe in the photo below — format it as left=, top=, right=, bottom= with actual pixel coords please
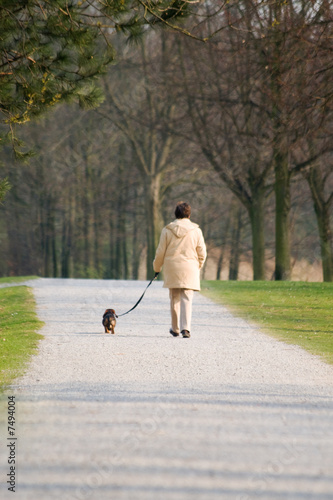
left=181, top=330, right=191, bottom=338
left=169, top=329, right=180, bottom=337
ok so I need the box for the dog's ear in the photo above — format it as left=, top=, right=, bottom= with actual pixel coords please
left=115, top=313, right=118, bottom=318
left=103, top=310, right=109, bottom=316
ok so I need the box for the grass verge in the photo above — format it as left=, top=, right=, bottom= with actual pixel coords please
left=0, top=276, right=38, bottom=285
left=201, top=280, right=333, bottom=365
left=0, top=286, right=43, bottom=390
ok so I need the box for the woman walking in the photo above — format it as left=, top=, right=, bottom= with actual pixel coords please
left=153, top=202, right=207, bottom=338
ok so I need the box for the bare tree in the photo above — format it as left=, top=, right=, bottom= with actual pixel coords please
left=173, top=22, right=273, bottom=280
left=175, top=0, right=333, bottom=280
left=96, top=36, right=187, bottom=278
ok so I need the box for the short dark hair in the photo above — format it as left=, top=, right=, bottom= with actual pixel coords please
left=175, top=202, right=191, bottom=219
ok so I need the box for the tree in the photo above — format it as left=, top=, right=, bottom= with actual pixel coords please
left=0, top=0, right=198, bottom=146
left=0, top=1, right=113, bottom=148
left=0, top=0, right=199, bottom=202
left=304, top=162, right=333, bottom=282
left=174, top=24, right=273, bottom=280
left=265, top=0, right=333, bottom=280
left=244, top=0, right=333, bottom=280
left=0, top=101, right=148, bottom=278
left=176, top=0, right=333, bottom=281
left=97, top=35, right=187, bottom=278
left=0, top=0, right=113, bottom=203
left=294, top=139, right=333, bottom=282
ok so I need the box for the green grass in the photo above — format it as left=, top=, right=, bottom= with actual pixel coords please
left=0, top=276, right=38, bottom=284
left=0, top=286, right=43, bottom=390
left=201, top=281, right=333, bottom=365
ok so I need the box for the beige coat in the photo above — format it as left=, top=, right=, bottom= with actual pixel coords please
left=153, top=218, right=207, bottom=291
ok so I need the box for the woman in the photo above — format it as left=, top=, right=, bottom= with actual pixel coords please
left=153, top=202, right=207, bottom=338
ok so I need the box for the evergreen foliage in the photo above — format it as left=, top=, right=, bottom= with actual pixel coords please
left=0, top=0, right=194, bottom=136
left=0, top=177, right=10, bottom=203
left=0, top=0, right=114, bottom=158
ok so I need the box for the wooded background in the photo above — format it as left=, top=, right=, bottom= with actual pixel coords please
left=0, top=1, right=332, bottom=282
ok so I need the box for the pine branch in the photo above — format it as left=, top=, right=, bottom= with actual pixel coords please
left=0, top=178, right=11, bottom=203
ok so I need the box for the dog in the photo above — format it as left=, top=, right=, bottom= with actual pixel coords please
left=102, top=309, right=118, bottom=334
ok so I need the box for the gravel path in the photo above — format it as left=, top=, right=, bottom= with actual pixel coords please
left=1, top=278, right=333, bottom=500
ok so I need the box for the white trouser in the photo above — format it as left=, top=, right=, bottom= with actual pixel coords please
left=169, top=288, right=194, bottom=333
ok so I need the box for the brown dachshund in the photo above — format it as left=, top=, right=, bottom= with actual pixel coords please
left=102, top=309, right=118, bottom=334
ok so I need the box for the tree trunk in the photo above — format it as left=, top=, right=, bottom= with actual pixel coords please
left=131, top=187, right=140, bottom=280
left=61, top=191, right=74, bottom=278
left=229, top=204, right=243, bottom=281
left=269, top=5, right=292, bottom=282
left=115, top=193, right=128, bottom=279
left=108, top=217, right=116, bottom=279
left=249, top=190, right=266, bottom=280
left=43, top=198, right=57, bottom=277
left=274, top=151, right=291, bottom=280
left=115, top=196, right=122, bottom=279
left=123, top=235, right=129, bottom=279
left=93, top=202, right=101, bottom=278
left=216, top=247, right=224, bottom=281
left=83, top=166, right=91, bottom=277
left=51, top=209, right=57, bottom=277
left=73, top=166, right=82, bottom=278
left=216, top=202, right=232, bottom=280
left=316, top=209, right=333, bottom=282
left=61, top=215, right=70, bottom=278
left=145, top=173, right=163, bottom=279
left=305, top=166, right=333, bottom=282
